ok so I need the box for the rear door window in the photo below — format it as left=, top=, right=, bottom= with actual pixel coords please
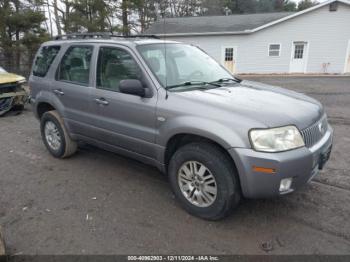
left=57, top=46, right=93, bottom=85
left=33, top=46, right=60, bottom=77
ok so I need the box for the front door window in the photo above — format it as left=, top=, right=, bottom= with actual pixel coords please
left=294, top=44, right=305, bottom=59
left=96, top=47, right=142, bottom=92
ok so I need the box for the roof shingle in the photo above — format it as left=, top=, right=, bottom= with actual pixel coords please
left=146, top=12, right=295, bottom=35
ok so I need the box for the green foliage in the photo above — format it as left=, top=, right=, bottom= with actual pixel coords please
left=282, top=0, right=297, bottom=11
left=297, top=0, right=319, bottom=11
left=64, top=0, right=112, bottom=33
left=0, top=0, right=49, bottom=74
left=224, top=0, right=297, bottom=14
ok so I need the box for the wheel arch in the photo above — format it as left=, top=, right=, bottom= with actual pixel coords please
left=164, top=133, right=243, bottom=210
left=34, top=91, right=65, bottom=120
left=37, top=102, right=56, bottom=119
left=164, top=133, right=239, bottom=177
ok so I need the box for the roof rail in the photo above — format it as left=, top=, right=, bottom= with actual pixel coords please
left=122, top=34, right=160, bottom=39
left=53, top=33, right=160, bottom=40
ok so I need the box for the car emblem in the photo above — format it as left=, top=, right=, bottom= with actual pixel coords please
left=318, top=122, right=324, bottom=133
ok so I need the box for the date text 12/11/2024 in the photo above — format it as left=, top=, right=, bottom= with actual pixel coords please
left=127, top=256, right=220, bottom=261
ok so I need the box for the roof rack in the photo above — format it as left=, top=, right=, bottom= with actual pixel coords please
left=53, top=33, right=160, bottom=40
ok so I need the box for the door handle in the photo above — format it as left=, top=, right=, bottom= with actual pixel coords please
left=95, top=98, right=109, bottom=106
left=53, top=89, right=64, bottom=96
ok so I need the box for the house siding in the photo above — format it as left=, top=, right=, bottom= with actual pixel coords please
left=164, top=3, right=350, bottom=74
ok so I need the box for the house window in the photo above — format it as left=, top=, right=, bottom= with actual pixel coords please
left=225, top=48, right=234, bottom=61
left=269, top=44, right=281, bottom=57
left=294, top=44, right=305, bottom=59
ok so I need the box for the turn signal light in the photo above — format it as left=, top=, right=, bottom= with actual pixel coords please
left=252, top=166, right=276, bottom=174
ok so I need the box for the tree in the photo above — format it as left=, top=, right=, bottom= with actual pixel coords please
left=0, top=0, right=48, bottom=75
left=224, top=0, right=297, bottom=14
left=121, top=0, right=129, bottom=35
left=257, top=0, right=274, bottom=12
left=282, top=0, right=296, bottom=11
left=274, top=0, right=296, bottom=12
left=169, top=0, right=207, bottom=16
left=298, top=0, right=319, bottom=11
left=225, top=0, right=257, bottom=14
left=59, top=0, right=114, bottom=33
left=53, top=0, right=62, bottom=35
left=202, top=0, right=226, bottom=15
left=132, top=0, right=158, bottom=33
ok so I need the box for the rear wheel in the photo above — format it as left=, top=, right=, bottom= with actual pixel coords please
left=168, top=142, right=241, bottom=220
left=40, top=110, right=77, bottom=158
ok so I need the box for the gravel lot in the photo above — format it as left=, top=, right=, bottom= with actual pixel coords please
left=0, top=76, right=349, bottom=255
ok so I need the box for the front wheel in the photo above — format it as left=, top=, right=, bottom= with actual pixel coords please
left=168, top=142, right=241, bottom=220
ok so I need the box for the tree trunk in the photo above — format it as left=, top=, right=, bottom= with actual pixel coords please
left=53, top=0, right=62, bottom=35
left=138, top=0, right=146, bottom=33
left=14, top=0, right=21, bottom=72
left=122, top=0, right=129, bottom=36
left=62, top=0, right=71, bottom=33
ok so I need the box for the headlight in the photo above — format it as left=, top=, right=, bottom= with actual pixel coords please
left=249, top=126, right=305, bottom=152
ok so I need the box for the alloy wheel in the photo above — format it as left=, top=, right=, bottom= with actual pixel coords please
left=177, top=161, right=217, bottom=207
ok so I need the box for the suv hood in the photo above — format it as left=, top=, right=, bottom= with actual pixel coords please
left=176, top=80, right=323, bottom=130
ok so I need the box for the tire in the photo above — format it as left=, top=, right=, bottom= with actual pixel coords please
left=0, top=97, right=14, bottom=116
left=40, top=110, right=77, bottom=158
left=168, top=142, right=241, bottom=220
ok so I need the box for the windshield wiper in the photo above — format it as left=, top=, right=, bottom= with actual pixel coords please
left=166, top=81, right=221, bottom=90
left=209, top=78, right=240, bottom=84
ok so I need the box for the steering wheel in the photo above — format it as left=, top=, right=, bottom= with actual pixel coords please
left=187, top=70, right=204, bottom=81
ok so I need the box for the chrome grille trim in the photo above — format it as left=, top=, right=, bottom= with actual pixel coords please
left=301, top=116, right=328, bottom=148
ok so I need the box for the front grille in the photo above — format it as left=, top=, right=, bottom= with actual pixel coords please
left=301, top=116, right=328, bottom=148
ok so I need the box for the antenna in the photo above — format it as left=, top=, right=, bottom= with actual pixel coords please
left=162, top=6, right=169, bottom=99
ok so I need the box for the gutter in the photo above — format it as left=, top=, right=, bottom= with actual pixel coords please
left=154, top=30, right=251, bottom=37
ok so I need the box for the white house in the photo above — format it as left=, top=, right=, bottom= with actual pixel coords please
left=146, top=0, right=350, bottom=74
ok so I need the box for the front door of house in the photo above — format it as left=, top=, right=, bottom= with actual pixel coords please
left=345, top=40, right=350, bottom=74
left=222, top=47, right=237, bottom=74
left=290, top=42, right=308, bottom=73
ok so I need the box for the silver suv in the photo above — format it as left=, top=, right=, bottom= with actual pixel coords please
left=29, top=34, right=333, bottom=220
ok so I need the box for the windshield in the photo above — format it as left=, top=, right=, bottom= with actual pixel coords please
left=137, top=43, right=235, bottom=90
left=0, top=66, right=7, bottom=73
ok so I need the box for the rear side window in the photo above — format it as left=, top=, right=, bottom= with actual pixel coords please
left=33, top=46, right=60, bottom=77
left=57, top=46, right=93, bottom=85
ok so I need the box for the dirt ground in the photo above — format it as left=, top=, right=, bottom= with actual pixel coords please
left=0, top=76, right=349, bottom=255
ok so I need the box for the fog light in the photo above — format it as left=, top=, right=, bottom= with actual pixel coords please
left=279, top=178, right=293, bottom=192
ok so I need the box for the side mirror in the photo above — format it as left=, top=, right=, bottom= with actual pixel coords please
left=119, top=79, right=145, bottom=97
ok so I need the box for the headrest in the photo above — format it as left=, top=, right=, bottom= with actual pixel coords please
left=105, top=60, right=126, bottom=76
left=70, top=57, right=83, bottom=68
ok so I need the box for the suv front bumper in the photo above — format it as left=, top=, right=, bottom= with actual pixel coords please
left=229, top=126, right=333, bottom=199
